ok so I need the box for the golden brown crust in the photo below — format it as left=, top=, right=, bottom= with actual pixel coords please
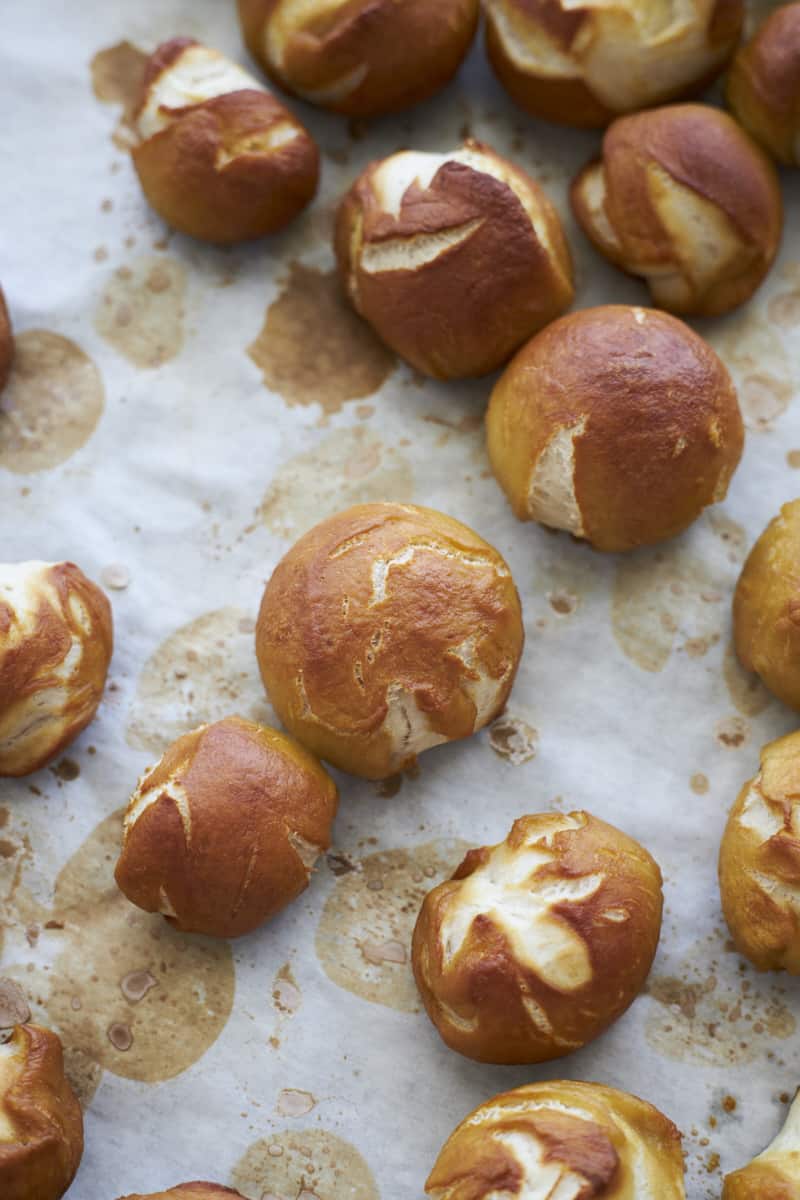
left=0, top=562, right=113, bottom=776
left=119, top=1187, right=246, bottom=1200
left=571, top=103, right=782, bottom=316
left=335, top=140, right=574, bottom=379
left=237, top=0, right=479, bottom=116
left=486, top=305, right=743, bottom=553
left=0, top=287, right=12, bottom=393
left=132, top=38, right=319, bottom=244
left=412, top=811, right=662, bottom=1064
left=0, top=1024, right=84, bottom=1200
left=733, top=501, right=800, bottom=711
left=719, top=731, right=800, bottom=972
left=425, top=1081, right=685, bottom=1199
left=256, top=503, right=524, bottom=779
left=727, top=3, right=800, bottom=165
left=485, top=0, right=743, bottom=128
left=114, top=716, right=338, bottom=938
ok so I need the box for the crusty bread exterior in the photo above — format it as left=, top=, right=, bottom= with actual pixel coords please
left=727, top=3, right=800, bottom=165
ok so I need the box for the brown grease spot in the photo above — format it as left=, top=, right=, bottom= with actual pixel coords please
left=232, top=1130, right=378, bottom=1200
left=120, top=970, right=158, bottom=1004
left=723, top=640, right=771, bottom=716
left=0, top=331, right=104, bottom=473
left=690, top=773, right=709, bottom=795
left=107, top=1022, right=133, bottom=1051
left=548, top=590, right=577, bottom=615
left=272, top=963, right=302, bottom=1015
left=715, top=716, right=749, bottom=749
left=315, top=840, right=468, bottom=1011
left=95, top=256, right=186, bottom=368
left=50, top=758, right=80, bottom=782
left=248, top=265, right=394, bottom=415
left=723, top=1095, right=737, bottom=1113
left=260, top=427, right=413, bottom=538
left=90, top=41, right=148, bottom=150
left=488, top=714, right=538, bottom=765
left=788, top=450, right=800, bottom=469
left=0, top=977, right=30, bottom=1028
left=276, top=1088, right=316, bottom=1117
left=126, top=607, right=274, bottom=755
left=710, top=314, right=793, bottom=431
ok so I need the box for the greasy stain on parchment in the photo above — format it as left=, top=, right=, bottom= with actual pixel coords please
left=316, top=840, right=469, bottom=1012
left=95, top=257, right=186, bottom=368
left=232, top=1129, right=378, bottom=1200
left=270, top=962, right=302, bottom=1050
left=487, top=713, right=538, bottom=765
left=0, top=331, right=104, bottom=473
left=723, top=640, right=772, bottom=717
left=126, top=606, right=274, bottom=756
left=90, top=41, right=148, bottom=151
left=646, top=949, right=795, bottom=1066
left=248, top=264, right=395, bottom=415
left=709, top=312, right=793, bottom=431
left=260, top=426, right=413, bottom=538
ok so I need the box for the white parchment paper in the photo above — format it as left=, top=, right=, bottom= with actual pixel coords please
left=2, top=3, right=800, bottom=1198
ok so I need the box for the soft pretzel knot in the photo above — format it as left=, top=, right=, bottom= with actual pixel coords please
left=0, top=1024, right=84, bottom=1200
left=727, top=3, right=800, bottom=166
left=131, top=38, right=319, bottom=243
left=115, top=716, right=338, bottom=939
left=0, top=561, right=113, bottom=777
left=412, top=811, right=663, bottom=1064
left=335, top=141, right=574, bottom=379
left=256, top=503, right=525, bottom=780
left=484, top=0, right=744, bottom=127
left=237, top=0, right=480, bottom=116
left=734, top=500, right=800, bottom=713
left=118, top=1188, right=246, bottom=1200
left=0, top=286, right=11, bottom=393
left=426, top=1081, right=685, bottom=1199
left=719, top=730, right=800, bottom=973
left=571, top=103, right=782, bottom=317
left=723, top=1092, right=800, bottom=1198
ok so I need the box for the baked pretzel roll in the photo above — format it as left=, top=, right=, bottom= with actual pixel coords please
left=719, top=731, right=800, bottom=972
left=335, top=140, right=574, bottom=379
left=727, top=4, right=800, bottom=166
left=115, top=716, right=338, bottom=938
left=256, top=503, right=524, bottom=780
left=237, top=0, right=480, bottom=117
left=486, top=306, right=743, bottom=553
left=132, top=38, right=319, bottom=243
left=734, top=500, right=800, bottom=711
left=412, top=811, right=662, bottom=1064
left=426, top=1081, right=685, bottom=1199
left=0, top=562, right=113, bottom=777
left=485, top=0, right=744, bottom=128
left=0, top=1024, right=84, bottom=1200
left=0, top=287, right=12, bottom=392
left=571, top=103, right=782, bottom=316
left=119, top=1188, right=246, bottom=1200
left=723, top=1092, right=800, bottom=1198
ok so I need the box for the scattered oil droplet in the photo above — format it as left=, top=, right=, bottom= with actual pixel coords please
left=90, top=41, right=148, bottom=150
left=316, top=840, right=469, bottom=1011
left=95, top=256, right=186, bottom=369
left=101, top=563, right=131, bottom=590
left=272, top=964, right=301, bottom=1015
left=0, top=977, right=30, bottom=1028
left=120, top=970, right=158, bottom=1004
left=715, top=716, right=749, bottom=749
left=488, top=715, right=538, bottom=765
left=50, top=759, right=80, bottom=782
left=107, top=1021, right=133, bottom=1051
left=259, top=427, right=413, bottom=538
left=787, top=450, right=800, bottom=468
left=276, top=1088, right=316, bottom=1117
left=723, top=640, right=771, bottom=717
left=0, top=330, right=104, bottom=473
left=690, top=773, right=709, bottom=795
left=548, top=590, right=577, bottom=615
left=358, top=939, right=407, bottom=965
left=126, top=607, right=274, bottom=755
left=248, top=264, right=394, bottom=416
left=232, top=1130, right=378, bottom=1200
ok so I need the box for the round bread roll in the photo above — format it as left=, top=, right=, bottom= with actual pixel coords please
left=114, top=716, right=338, bottom=938
left=132, top=38, right=319, bottom=243
left=734, top=500, right=800, bottom=711
left=571, top=103, right=782, bottom=316
left=237, top=0, right=479, bottom=117
left=335, top=140, right=574, bottom=379
left=719, top=731, right=800, bottom=972
left=0, top=561, right=113, bottom=777
left=0, top=287, right=12, bottom=393
left=119, top=1188, right=245, bottom=1200
left=256, top=503, right=524, bottom=780
left=486, top=305, right=743, bottom=553
left=485, top=0, right=744, bottom=128
left=727, top=4, right=800, bottom=166
left=0, top=1024, right=84, bottom=1200
left=723, top=1091, right=800, bottom=1198
left=412, top=811, right=662, bottom=1064
left=426, top=1081, right=685, bottom=1199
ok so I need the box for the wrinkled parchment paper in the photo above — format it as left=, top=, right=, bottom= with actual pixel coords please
left=2, top=2, right=800, bottom=1197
